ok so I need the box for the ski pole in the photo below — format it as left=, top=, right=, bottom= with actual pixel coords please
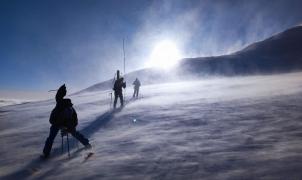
left=67, top=133, right=70, bottom=157
left=109, top=92, right=112, bottom=109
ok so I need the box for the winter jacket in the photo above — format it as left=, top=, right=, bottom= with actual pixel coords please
left=49, top=99, right=78, bottom=129
left=113, top=78, right=126, bottom=93
left=133, top=79, right=141, bottom=88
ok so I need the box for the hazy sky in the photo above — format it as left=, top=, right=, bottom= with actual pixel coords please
left=1, top=0, right=302, bottom=92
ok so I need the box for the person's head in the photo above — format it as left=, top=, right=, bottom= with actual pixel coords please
left=117, top=70, right=120, bottom=79
left=63, top=98, right=73, bottom=107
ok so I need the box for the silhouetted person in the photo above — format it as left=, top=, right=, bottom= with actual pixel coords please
left=41, top=84, right=91, bottom=159
left=113, top=70, right=126, bottom=109
left=132, top=78, right=141, bottom=98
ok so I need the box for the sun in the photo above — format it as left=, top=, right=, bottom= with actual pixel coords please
left=146, top=40, right=182, bottom=69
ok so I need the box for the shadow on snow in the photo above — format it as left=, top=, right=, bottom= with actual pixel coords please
left=2, top=107, right=123, bottom=179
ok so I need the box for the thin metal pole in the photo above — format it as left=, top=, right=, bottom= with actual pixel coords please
left=67, top=133, right=70, bottom=157
left=123, top=38, right=126, bottom=103
left=123, top=38, right=126, bottom=75
left=61, top=134, right=64, bottom=153
left=109, top=92, right=112, bottom=109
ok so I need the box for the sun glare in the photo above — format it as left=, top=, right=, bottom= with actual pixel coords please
left=146, top=40, right=182, bottom=69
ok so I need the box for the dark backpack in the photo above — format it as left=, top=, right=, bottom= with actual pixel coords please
left=113, top=78, right=126, bottom=92
left=62, top=107, right=78, bottom=129
left=49, top=100, right=78, bottom=129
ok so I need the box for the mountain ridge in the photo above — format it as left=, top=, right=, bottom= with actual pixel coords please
left=79, top=26, right=302, bottom=93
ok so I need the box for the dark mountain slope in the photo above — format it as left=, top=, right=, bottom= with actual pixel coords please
left=79, top=26, right=302, bottom=93
left=180, top=26, right=302, bottom=75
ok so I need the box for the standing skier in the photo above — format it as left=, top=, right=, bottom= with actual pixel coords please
left=132, top=78, right=141, bottom=98
left=113, top=70, right=126, bottom=109
left=41, top=84, right=91, bottom=159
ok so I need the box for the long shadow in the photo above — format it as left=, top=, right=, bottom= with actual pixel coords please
left=1, top=97, right=139, bottom=179
left=80, top=107, right=122, bottom=138
left=1, top=107, right=123, bottom=180
left=1, top=147, right=87, bottom=180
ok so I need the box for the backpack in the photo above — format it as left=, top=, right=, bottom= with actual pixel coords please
left=49, top=104, right=78, bottom=129
left=62, top=107, right=78, bottom=129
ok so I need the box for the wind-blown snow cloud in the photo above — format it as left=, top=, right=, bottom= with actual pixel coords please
left=129, top=0, right=302, bottom=61
left=0, top=90, right=52, bottom=107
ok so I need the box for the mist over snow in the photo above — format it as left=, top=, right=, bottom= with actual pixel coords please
left=1, top=72, right=302, bottom=179
left=0, top=90, right=53, bottom=107
left=0, top=99, right=22, bottom=107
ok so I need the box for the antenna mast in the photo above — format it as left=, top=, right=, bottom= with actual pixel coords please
left=123, top=38, right=126, bottom=75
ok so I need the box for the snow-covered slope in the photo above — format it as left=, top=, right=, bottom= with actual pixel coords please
left=1, top=72, right=302, bottom=179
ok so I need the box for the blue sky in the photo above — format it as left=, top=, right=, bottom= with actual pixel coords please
left=1, top=0, right=302, bottom=92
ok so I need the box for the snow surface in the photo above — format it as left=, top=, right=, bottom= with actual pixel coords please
left=1, top=72, right=302, bottom=180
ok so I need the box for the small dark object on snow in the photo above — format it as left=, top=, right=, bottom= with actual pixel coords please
left=82, top=152, right=94, bottom=163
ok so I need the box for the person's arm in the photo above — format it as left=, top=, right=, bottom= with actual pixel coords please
left=74, top=109, right=78, bottom=127
left=113, top=81, right=117, bottom=90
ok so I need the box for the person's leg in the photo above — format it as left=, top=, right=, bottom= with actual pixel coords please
left=136, top=88, right=139, bottom=98
left=69, top=129, right=90, bottom=146
left=120, top=93, right=124, bottom=106
left=134, top=88, right=138, bottom=97
left=113, top=92, right=118, bottom=108
left=133, top=89, right=136, bottom=98
left=43, top=125, right=59, bottom=157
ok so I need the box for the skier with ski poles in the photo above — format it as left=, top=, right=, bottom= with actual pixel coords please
left=41, top=84, right=91, bottom=159
left=132, top=78, right=141, bottom=98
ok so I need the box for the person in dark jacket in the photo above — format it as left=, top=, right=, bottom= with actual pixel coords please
left=41, top=84, right=91, bottom=159
left=132, top=78, right=141, bottom=98
left=113, top=70, right=126, bottom=109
